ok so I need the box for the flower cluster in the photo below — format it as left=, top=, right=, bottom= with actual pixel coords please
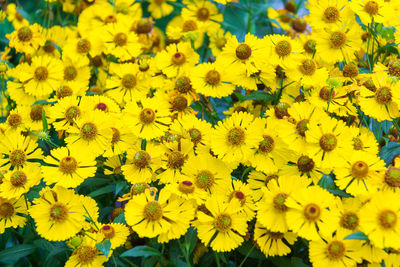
left=1, top=0, right=400, bottom=266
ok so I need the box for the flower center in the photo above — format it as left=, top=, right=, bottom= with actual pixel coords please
left=122, top=74, right=136, bottom=89
left=0, top=202, right=14, bottom=218
left=144, top=201, right=163, bottom=221
left=327, top=241, right=346, bottom=260
left=323, top=6, right=340, bottom=23
left=304, top=39, right=316, bottom=54
left=65, top=106, right=80, bottom=123
left=136, top=18, right=153, bottom=34
left=227, top=127, right=246, bottom=146
left=114, top=32, right=128, bottom=46
left=351, top=161, right=369, bottom=179
left=133, top=151, right=151, bottom=169
left=275, top=40, right=292, bottom=57
left=292, top=18, right=307, bottom=33
left=80, top=122, right=98, bottom=141
left=319, top=133, right=337, bottom=152
left=34, top=66, right=49, bottom=81
left=385, top=167, right=400, bottom=187
left=179, top=180, right=195, bottom=194
left=59, top=156, right=78, bottom=174
left=175, top=76, right=192, bottom=93
left=8, top=114, right=22, bottom=127
left=172, top=96, right=188, bottom=112
left=258, top=135, right=275, bottom=154
left=10, top=149, right=26, bottom=167
left=214, top=214, right=232, bottom=233
left=352, top=137, right=363, bottom=150
left=95, top=103, right=108, bottom=112
left=364, top=1, right=379, bottom=15
left=56, top=86, right=73, bottom=99
left=50, top=203, right=68, bottom=222
left=154, top=0, right=165, bottom=5
left=303, top=203, right=321, bottom=221
left=273, top=193, right=289, bottom=212
left=64, top=65, right=78, bottom=81
left=378, top=210, right=397, bottom=229
left=77, top=39, right=91, bottom=54
left=329, top=31, right=347, bottom=49
left=297, top=155, right=315, bottom=173
left=235, top=44, right=252, bottom=60
left=188, top=128, right=202, bottom=144
left=77, top=246, right=97, bottom=264
left=195, top=170, right=215, bottom=190
left=274, top=102, right=290, bottom=119
left=171, top=52, right=186, bottom=65
left=268, top=231, right=285, bottom=239
left=375, top=86, right=392, bottom=104
left=10, top=170, right=27, bottom=187
left=300, top=59, right=316, bottom=75
left=17, top=26, right=32, bottom=42
left=388, top=61, right=400, bottom=78
left=275, top=65, right=286, bottom=79
left=131, top=183, right=148, bottom=195
left=111, top=128, right=120, bottom=144
left=265, top=174, right=279, bottom=187
left=167, top=151, right=185, bottom=169
left=340, top=212, right=359, bottom=230
left=196, top=7, right=210, bottom=21
left=296, top=119, right=309, bottom=137
left=229, top=190, right=246, bottom=205
left=182, top=20, right=198, bottom=32
left=101, top=225, right=115, bottom=239
left=216, top=37, right=227, bottom=49
left=319, top=87, right=335, bottom=101
left=43, top=42, right=56, bottom=53
left=30, top=105, right=44, bottom=121
left=139, top=108, right=156, bottom=124
left=104, top=15, right=117, bottom=24
left=233, top=106, right=248, bottom=113
left=342, top=65, right=359, bottom=78
left=205, top=70, right=221, bottom=85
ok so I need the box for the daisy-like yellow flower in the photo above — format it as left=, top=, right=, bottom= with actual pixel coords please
left=101, top=19, right=142, bottom=61
left=29, top=186, right=86, bottom=241
left=307, top=0, right=354, bottom=30
left=148, top=0, right=176, bottom=19
left=125, top=188, right=190, bottom=238
left=5, top=3, right=29, bottom=29
left=0, top=130, right=43, bottom=170
left=49, top=96, right=82, bottom=131
left=166, top=16, right=204, bottom=48
left=41, top=146, right=97, bottom=188
left=104, top=114, right=138, bottom=157
left=285, top=186, right=339, bottom=240
left=0, top=196, right=28, bottom=234
left=123, top=96, right=171, bottom=139
left=335, top=151, right=386, bottom=196
left=17, top=55, right=64, bottom=97
left=163, top=180, right=209, bottom=207
left=334, top=197, right=363, bottom=237
left=350, top=0, right=394, bottom=26
left=0, top=165, right=41, bottom=199
left=266, top=34, right=304, bottom=66
left=224, top=179, right=256, bottom=220
left=212, top=112, right=263, bottom=165
left=122, top=141, right=162, bottom=184
left=65, top=110, right=113, bottom=157
left=286, top=56, right=328, bottom=87
left=349, top=125, right=379, bottom=155
left=358, top=72, right=400, bottom=122
left=62, top=34, right=104, bottom=59
left=61, top=54, right=90, bottom=93
left=97, top=223, right=130, bottom=249
left=309, top=231, right=363, bottom=267
left=5, top=106, right=28, bottom=133
left=194, top=195, right=247, bottom=252
left=191, top=60, right=236, bottom=98
left=181, top=0, right=223, bottom=33
left=6, top=23, right=45, bottom=54
left=79, top=95, right=121, bottom=115
left=254, top=221, right=297, bottom=257
left=156, top=42, right=199, bottom=78
left=257, top=176, right=310, bottom=232
left=208, top=29, right=232, bottom=57
left=65, top=236, right=108, bottom=267
left=360, top=191, right=400, bottom=249
left=104, top=156, right=123, bottom=176
left=247, top=170, right=280, bottom=201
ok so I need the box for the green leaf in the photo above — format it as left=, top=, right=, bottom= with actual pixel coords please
left=242, top=91, right=274, bottom=101
left=345, top=232, right=369, bottom=240
left=237, top=242, right=265, bottom=260
left=42, top=109, right=48, bottom=131
left=184, top=227, right=198, bottom=254
left=0, top=244, right=36, bottom=264
left=120, top=245, right=161, bottom=258
left=88, top=184, right=115, bottom=198
left=114, top=212, right=126, bottom=224
left=379, top=142, right=400, bottom=165
left=96, top=239, right=111, bottom=257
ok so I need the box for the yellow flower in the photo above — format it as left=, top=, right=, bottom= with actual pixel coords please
left=6, top=23, right=45, bottom=54
left=181, top=0, right=223, bottom=34
left=5, top=3, right=29, bottom=29
left=61, top=54, right=90, bottom=94
left=224, top=179, right=256, bottom=220
left=208, top=29, right=232, bottom=57
left=334, top=197, right=363, bottom=237
left=65, top=236, right=108, bottom=267
left=97, top=223, right=130, bottom=249
left=0, top=165, right=41, bottom=199
left=350, top=0, right=394, bottom=26
left=163, top=180, right=209, bottom=207
left=266, top=34, right=304, bottom=66
left=48, top=96, right=82, bottom=131
left=0, top=196, right=28, bottom=234
left=148, top=0, right=176, bottom=19
left=286, top=55, right=328, bottom=87
left=307, top=0, right=354, bottom=30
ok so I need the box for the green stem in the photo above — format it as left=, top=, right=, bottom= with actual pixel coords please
left=215, top=253, right=221, bottom=267
left=239, top=244, right=255, bottom=267
left=178, top=239, right=191, bottom=266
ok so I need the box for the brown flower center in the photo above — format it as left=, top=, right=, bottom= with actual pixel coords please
left=319, top=133, right=337, bottom=152
left=101, top=225, right=115, bottom=239
left=195, top=170, right=214, bottom=190
left=95, top=103, right=108, bottom=112
left=59, top=156, right=78, bottom=174
left=182, top=20, right=198, bottom=32
left=34, top=66, right=49, bottom=81
left=56, top=86, right=73, bottom=99
left=139, top=108, right=156, bottom=124
left=77, top=246, right=97, bottom=264
left=133, top=151, right=151, bottom=169
left=65, top=106, right=80, bottom=123
left=171, top=52, right=186, bottom=65
left=265, top=174, right=278, bottom=187
left=114, top=32, right=128, bottom=46
left=144, top=201, right=163, bottom=221
left=258, top=135, right=275, bottom=154
left=319, top=86, right=335, bottom=101
left=216, top=37, right=227, bottom=49
left=30, top=105, right=44, bottom=121
left=235, top=44, right=252, bottom=60
left=297, top=155, right=315, bottom=173
left=0, top=202, right=14, bottom=218
left=273, top=193, right=289, bottom=212
left=50, top=203, right=68, bottom=222
left=188, top=128, right=202, bottom=145
left=300, top=59, right=316, bottom=75
left=122, top=74, right=136, bottom=89
left=10, top=149, right=26, bottom=167
left=167, top=151, right=185, bottom=169
left=375, top=86, right=392, bottom=104
left=268, top=231, right=285, bottom=239
left=10, top=170, right=27, bottom=187
left=275, top=40, right=292, bottom=57
left=131, top=183, right=148, bottom=195
left=229, top=190, right=246, bottom=205
left=136, top=18, right=153, bottom=34
left=388, top=62, right=400, bottom=78
left=340, top=212, right=359, bottom=230
left=296, top=119, right=309, bottom=137
left=351, top=161, right=369, bottom=179
left=8, top=114, right=22, bottom=127
left=214, top=214, right=232, bottom=232
left=111, top=128, right=120, bottom=143
left=196, top=7, right=210, bottom=21
left=378, top=210, right=397, bottom=229
left=43, top=42, right=56, bottom=53
left=323, top=7, right=340, bottom=23
left=385, top=167, right=400, bottom=187
left=327, top=241, right=346, bottom=260
left=205, top=70, right=221, bottom=85
left=364, top=1, right=379, bottom=15
left=179, top=180, right=195, bottom=194
left=352, top=137, right=363, bottom=150
left=80, top=122, right=98, bottom=141
left=304, top=39, right=316, bottom=54
left=172, top=96, right=188, bottom=112
left=77, top=39, right=91, bottom=54
left=175, top=76, right=192, bottom=93
left=303, top=203, right=321, bottom=221
left=274, top=102, right=290, bottom=119
left=227, top=127, right=246, bottom=146
left=64, top=66, right=78, bottom=81
left=17, top=26, right=32, bottom=42
left=330, top=31, right=347, bottom=49
left=342, top=65, right=359, bottom=78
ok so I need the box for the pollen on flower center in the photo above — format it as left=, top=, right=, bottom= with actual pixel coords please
left=133, top=151, right=151, bottom=169
left=205, top=70, right=221, bottom=85
left=274, top=102, right=290, bottom=119
left=385, top=167, right=400, bottom=187
left=326, top=241, right=346, bottom=260
left=195, top=170, right=215, bottom=189
left=340, top=212, right=359, bottom=230
left=275, top=40, right=292, bottom=57
left=300, top=59, right=316, bottom=75
left=329, top=31, right=347, bottom=49
left=188, top=128, right=202, bottom=144
left=77, top=246, right=97, bottom=265
left=122, top=74, right=136, bottom=89
left=144, top=201, right=163, bottom=221
left=258, top=135, right=275, bottom=154
left=214, top=213, right=232, bottom=232
left=0, top=202, right=14, bottom=218
left=319, top=133, right=337, bottom=151
left=303, top=203, right=321, bottom=221
left=131, top=183, right=148, bottom=195
left=171, top=52, right=186, bottom=65
left=273, top=193, right=289, bottom=212
left=10, top=170, right=27, bottom=187
left=34, top=66, right=49, bottom=81
left=65, top=106, right=81, bottom=123
left=351, top=161, right=369, bottom=179
left=139, top=108, right=156, bottom=124
left=64, top=66, right=78, bottom=81
left=167, top=151, right=185, bottom=169
left=175, top=76, right=192, bottom=93
left=59, top=156, right=78, bottom=174
left=101, top=225, right=115, bottom=239
left=297, top=155, right=315, bottom=173
left=235, top=44, right=252, bottom=60
left=17, top=26, right=32, bottom=42
left=114, top=32, right=128, bottom=46
left=8, top=114, right=22, bottom=127
left=375, top=86, right=392, bottom=104
left=10, top=149, right=27, bottom=167
left=80, top=122, right=98, bottom=141
left=50, top=203, right=68, bottom=222
left=323, top=6, right=340, bottom=23
left=179, top=180, right=195, bottom=194
left=227, top=127, right=246, bottom=146
left=196, top=7, right=210, bottom=21
left=379, top=209, right=397, bottom=229
left=352, top=137, right=363, bottom=150
left=364, top=1, right=379, bottom=15
left=77, top=39, right=91, bottom=54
